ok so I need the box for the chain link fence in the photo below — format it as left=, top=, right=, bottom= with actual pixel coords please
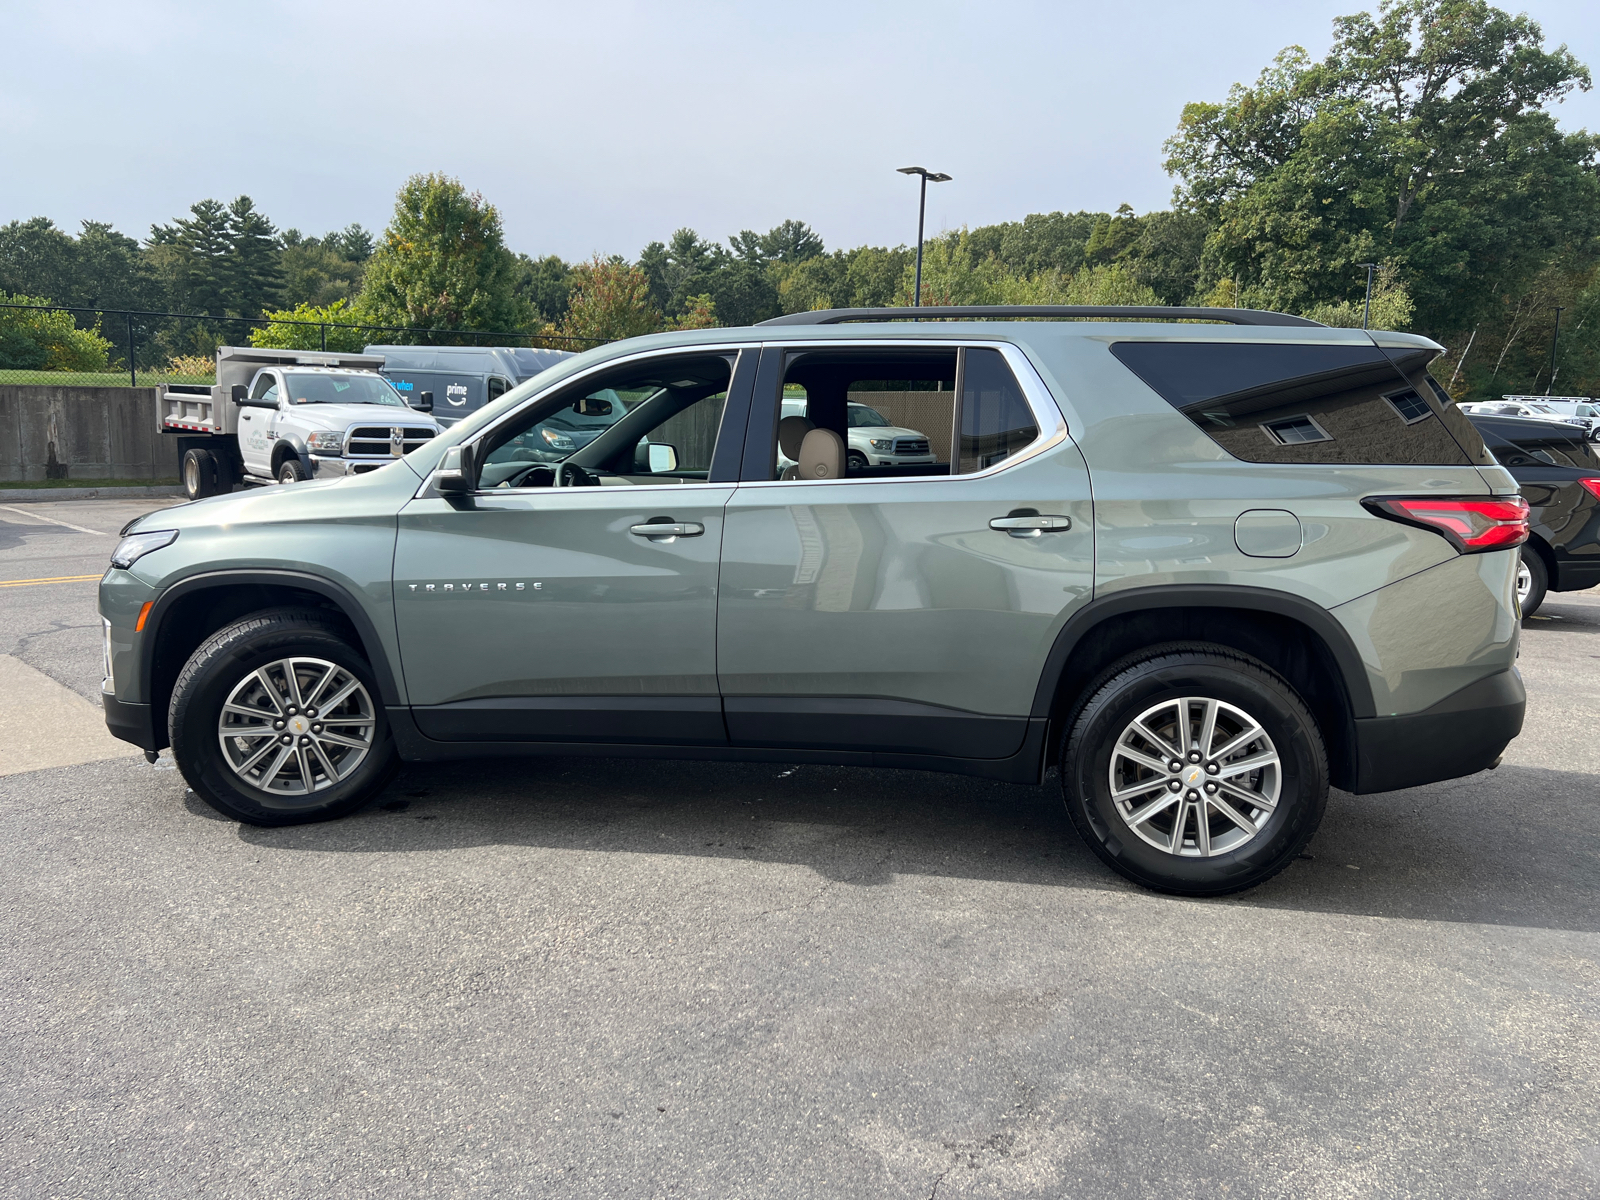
left=0, top=301, right=606, bottom=387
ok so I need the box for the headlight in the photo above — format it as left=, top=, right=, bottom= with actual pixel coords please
left=307, top=431, right=344, bottom=452
left=540, top=428, right=575, bottom=450
left=869, top=438, right=893, bottom=450
left=110, top=529, right=178, bottom=570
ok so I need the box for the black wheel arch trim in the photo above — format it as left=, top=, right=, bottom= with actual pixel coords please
left=138, top=569, right=403, bottom=709
left=1029, top=584, right=1375, bottom=720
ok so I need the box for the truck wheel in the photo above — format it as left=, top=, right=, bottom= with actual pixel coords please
left=1060, top=642, right=1328, bottom=897
left=168, top=608, right=398, bottom=826
left=846, top=450, right=868, bottom=471
left=1517, top=549, right=1548, bottom=617
left=182, top=448, right=218, bottom=500
left=277, top=457, right=308, bottom=485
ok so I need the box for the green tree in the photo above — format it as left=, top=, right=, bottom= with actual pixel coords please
left=730, top=219, right=825, bottom=266
left=514, top=253, right=575, bottom=324
left=280, top=229, right=368, bottom=308
left=1165, top=1, right=1600, bottom=335
left=0, top=290, right=112, bottom=370
left=247, top=299, right=371, bottom=352
left=226, top=196, right=283, bottom=317
left=561, top=256, right=661, bottom=343
left=356, top=173, right=530, bottom=336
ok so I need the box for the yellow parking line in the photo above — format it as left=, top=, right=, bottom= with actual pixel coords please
left=0, top=574, right=104, bottom=588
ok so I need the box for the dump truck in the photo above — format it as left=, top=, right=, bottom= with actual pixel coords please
left=159, top=346, right=443, bottom=500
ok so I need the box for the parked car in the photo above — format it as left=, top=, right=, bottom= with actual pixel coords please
left=369, top=345, right=576, bottom=427
left=1461, top=398, right=1594, bottom=438
left=1513, top=398, right=1600, bottom=440
left=103, top=305, right=1529, bottom=897
left=1467, top=413, right=1600, bottom=614
left=777, top=398, right=938, bottom=472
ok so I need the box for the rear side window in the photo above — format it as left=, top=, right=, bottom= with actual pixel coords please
left=1111, top=342, right=1478, bottom=466
left=958, top=347, right=1040, bottom=472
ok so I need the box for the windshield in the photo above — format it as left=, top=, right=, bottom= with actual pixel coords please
left=847, top=403, right=892, bottom=428
left=283, top=373, right=406, bottom=407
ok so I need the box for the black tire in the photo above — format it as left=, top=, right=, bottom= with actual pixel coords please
left=1060, top=642, right=1328, bottom=897
left=846, top=450, right=869, bottom=471
left=169, top=608, right=398, bottom=826
left=182, top=448, right=218, bottom=500
left=277, top=456, right=308, bottom=485
left=1517, top=547, right=1548, bottom=618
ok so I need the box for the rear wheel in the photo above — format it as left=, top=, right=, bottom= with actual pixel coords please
left=182, top=448, right=218, bottom=500
left=169, top=608, right=398, bottom=825
left=1060, top=643, right=1328, bottom=896
left=1517, top=548, right=1548, bottom=617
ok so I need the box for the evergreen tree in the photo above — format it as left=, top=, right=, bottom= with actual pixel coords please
left=225, top=196, right=283, bottom=317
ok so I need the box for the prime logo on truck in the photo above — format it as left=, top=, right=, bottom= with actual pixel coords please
left=160, top=347, right=444, bottom=500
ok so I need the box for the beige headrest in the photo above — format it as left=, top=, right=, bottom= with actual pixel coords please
left=778, top=414, right=814, bottom=461
left=797, top=427, right=845, bottom=480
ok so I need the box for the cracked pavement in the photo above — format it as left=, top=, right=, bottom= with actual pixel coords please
left=2, top=499, right=1598, bottom=1198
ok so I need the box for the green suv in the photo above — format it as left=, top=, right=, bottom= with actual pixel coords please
left=100, top=306, right=1528, bottom=895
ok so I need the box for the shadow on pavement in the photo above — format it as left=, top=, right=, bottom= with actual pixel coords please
left=222, top=753, right=1600, bottom=935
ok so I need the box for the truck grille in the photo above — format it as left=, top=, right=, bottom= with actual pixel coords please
left=893, top=437, right=930, bottom=455
left=345, top=426, right=437, bottom=458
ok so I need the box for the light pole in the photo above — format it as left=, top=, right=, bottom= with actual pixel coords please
left=1546, top=306, right=1564, bottom=395
left=1357, top=263, right=1377, bottom=329
left=897, top=166, right=952, bottom=307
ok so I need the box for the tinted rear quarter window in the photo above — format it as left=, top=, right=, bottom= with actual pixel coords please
left=1111, top=341, right=1479, bottom=466
left=1473, top=419, right=1600, bottom=471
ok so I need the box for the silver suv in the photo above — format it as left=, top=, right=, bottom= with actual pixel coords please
left=99, top=305, right=1528, bottom=896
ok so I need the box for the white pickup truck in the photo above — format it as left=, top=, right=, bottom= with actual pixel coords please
left=160, top=346, right=443, bottom=499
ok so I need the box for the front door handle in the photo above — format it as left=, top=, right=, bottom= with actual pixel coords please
left=990, top=513, right=1071, bottom=538
left=630, top=520, right=705, bottom=543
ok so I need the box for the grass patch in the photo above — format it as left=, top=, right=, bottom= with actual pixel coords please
left=0, top=477, right=180, bottom=490
left=0, top=371, right=213, bottom=387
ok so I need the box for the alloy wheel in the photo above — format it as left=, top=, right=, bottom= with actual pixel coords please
left=216, top=657, right=375, bottom=797
left=1516, top=561, right=1533, bottom=607
left=1107, top=696, right=1281, bottom=857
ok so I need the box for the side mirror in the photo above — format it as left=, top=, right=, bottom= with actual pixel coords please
left=647, top=443, right=679, bottom=473
left=415, top=391, right=434, bottom=413
left=434, top=443, right=476, bottom=495
left=231, top=385, right=248, bottom=405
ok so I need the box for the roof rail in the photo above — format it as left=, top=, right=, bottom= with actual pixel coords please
left=757, top=305, right=1324, bottom=328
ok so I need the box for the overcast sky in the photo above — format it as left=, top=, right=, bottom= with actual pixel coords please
left=5, top=0, right=1597, bottom=261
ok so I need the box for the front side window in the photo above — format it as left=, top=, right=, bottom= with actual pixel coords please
left=475, top=354, right=733, bottom=489
left=761, top=346, right=1040, bottom=482
left=1112, top=341, right=1480, bottom=466
left=249, top=372, right=277, bottom=400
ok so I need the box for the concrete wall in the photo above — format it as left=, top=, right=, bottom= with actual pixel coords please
left=0, top=386, right=178, bottom=482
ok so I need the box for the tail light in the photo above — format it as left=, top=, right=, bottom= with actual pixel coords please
left=1579, top=478, right=1600, bottom=501
left=1364, top=495, right=1530, bottom=553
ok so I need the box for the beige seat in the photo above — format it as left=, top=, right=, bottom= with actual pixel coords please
left=778, top=415, right=813, bottom=480
left=797, top=427, right=846, bottom=480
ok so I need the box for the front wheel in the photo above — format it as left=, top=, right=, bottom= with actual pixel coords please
left=846, top=450, right=869, bottom=471
left=278, top=457, right=308, bottom=485
left=169, top=609, right=398, bottom=825
left=1516, top=548, right=1548, bottom=617
left=1060, top=643, right=1328, bottom=896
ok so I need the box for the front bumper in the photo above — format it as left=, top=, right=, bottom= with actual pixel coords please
left=309, top=455, right=394, bottom=478
left=103, top=694, right=159, bottom=752
left=1350, top=668, right=1525, bottom=794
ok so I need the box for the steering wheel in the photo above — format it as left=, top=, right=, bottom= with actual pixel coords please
left=553, top=461, right=594, bottom=488
left=501, top=463, right=555, bottom=489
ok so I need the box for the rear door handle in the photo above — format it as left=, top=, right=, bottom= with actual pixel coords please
left=630, top=521, right=705, bottom=542
left=990, top=514, right=1071, bottom=538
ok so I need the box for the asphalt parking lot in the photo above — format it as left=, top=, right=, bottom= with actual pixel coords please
left=2, top=498, right=1597, bottom=1199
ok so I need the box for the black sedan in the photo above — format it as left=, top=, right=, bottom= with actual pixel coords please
left=1468, top=414, right=1600, bottom=615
